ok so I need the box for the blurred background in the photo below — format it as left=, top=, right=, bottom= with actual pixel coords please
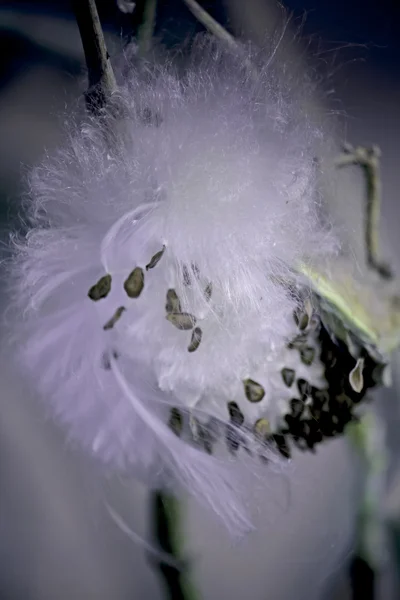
left=0, top=1, right=399, bottom=599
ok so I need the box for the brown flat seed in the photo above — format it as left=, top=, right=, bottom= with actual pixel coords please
left=254, top=418, right=270, bottom=441
left=297, top=378, right=311, bottom=398
left=294, top=307, right=309, bottom=331
left=166, top=312, right=196, bottom=330
left=312, top=389, right=330, bottom=408
left=165, top=289, right=182, bottom=314
left=188, top=327, right=202, bottom=352
left=244, top=379, right=265, bottom=403
left=101, top=349, right=120, bottom=370
left=287, top=334, right=308, bottom=350
left=145, top=246, right=166, bottom=271
left=281, top=368, right=295, bottom=387
left=296, top=312, right=309, bottom=331
left=226, top=402, right=244, bottom=453
left=272, top=434, right=291, bottom=459
left=227, top=401, right=245, bottom=426
left=182, top=265, right=192, bottom=286
left=226, top=426, right=240, bottom=453
left=88, top=274, right=112, bottom=301
left=204, top=282, right=213, bottom=302
left=290, top=398, right=304, bottom=418
left=124, top=267, right=144, bottom=298
left=192, top=263, right=200, bottom=279
left=101, top=353, right=111, bottom=370
left=294, top=299, right=313, bottom=331
left=168, top=408, right=183, bottom=437
left=349, top=358, right=364, bottom=393
left=321, top=348, right=337, bottom=369
left=190, top=417, right=213, bottom=454
left=103, top=306, right=126, bottom=330
left=300, top=346, right=315, bottom=366
left=335, top=392, right=352, bottom=407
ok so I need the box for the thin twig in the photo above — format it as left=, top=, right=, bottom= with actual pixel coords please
left=336, top=144, right=392, bottom=279
left=72, top=0, right=117, bottom=112
left=182, top=0, right=240, bottom=50
left=181, top=0, right=257, bottom=79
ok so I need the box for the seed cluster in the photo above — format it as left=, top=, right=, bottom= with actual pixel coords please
left=167, top=301, right=385, bottom=460
left=245, top=307, right=383, bottom=460
left=88, top=254, right=385, bottom=462
left=88, top=245, right=207, bottom=361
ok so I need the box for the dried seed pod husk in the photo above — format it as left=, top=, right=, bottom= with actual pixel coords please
left=145, top=245, right=166, bottom=271
left=166, top=312, right=197, bottom=330
left=124, top=267, right=144, bottom=298
left=103, top=306, right=126, bottom=330
left=88, top=274, right=112, bottom=301
left=188, top=327, right=202, bottom=352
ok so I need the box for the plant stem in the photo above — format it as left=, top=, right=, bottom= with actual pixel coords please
left=336, top=144, right=392, bottom=279
left=72, top=0, right=117, bottom=111
left=349, top=555, right=375, bottom=600
left=150, top=490, right=200, bottom=600
left=347, top=414, right=388, bottom=600
left=137, top=0, right=158, bottom=57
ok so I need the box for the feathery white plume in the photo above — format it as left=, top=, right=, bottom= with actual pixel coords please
left=8, top=36, right=338, bottom=534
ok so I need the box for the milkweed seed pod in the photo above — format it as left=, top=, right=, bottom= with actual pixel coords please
left=9, top=35, right=391, bottom=534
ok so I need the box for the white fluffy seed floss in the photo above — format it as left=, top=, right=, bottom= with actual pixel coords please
left=9, top=38, right=369, bottom=534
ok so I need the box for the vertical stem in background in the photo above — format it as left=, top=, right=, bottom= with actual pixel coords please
left=72, top=0, right=117, bottom=111
left=150, top=490, right=200, bottom=600
left=137, top=0, right=158, bottom=57
left=72, top=4, right=199, bottom=599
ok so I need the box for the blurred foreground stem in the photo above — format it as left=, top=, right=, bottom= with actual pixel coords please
left=150, top=491, right=200, bottom=600
left=347, top=413, right=388, bottom=600
left=137, top=0, right=158, bottom=56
